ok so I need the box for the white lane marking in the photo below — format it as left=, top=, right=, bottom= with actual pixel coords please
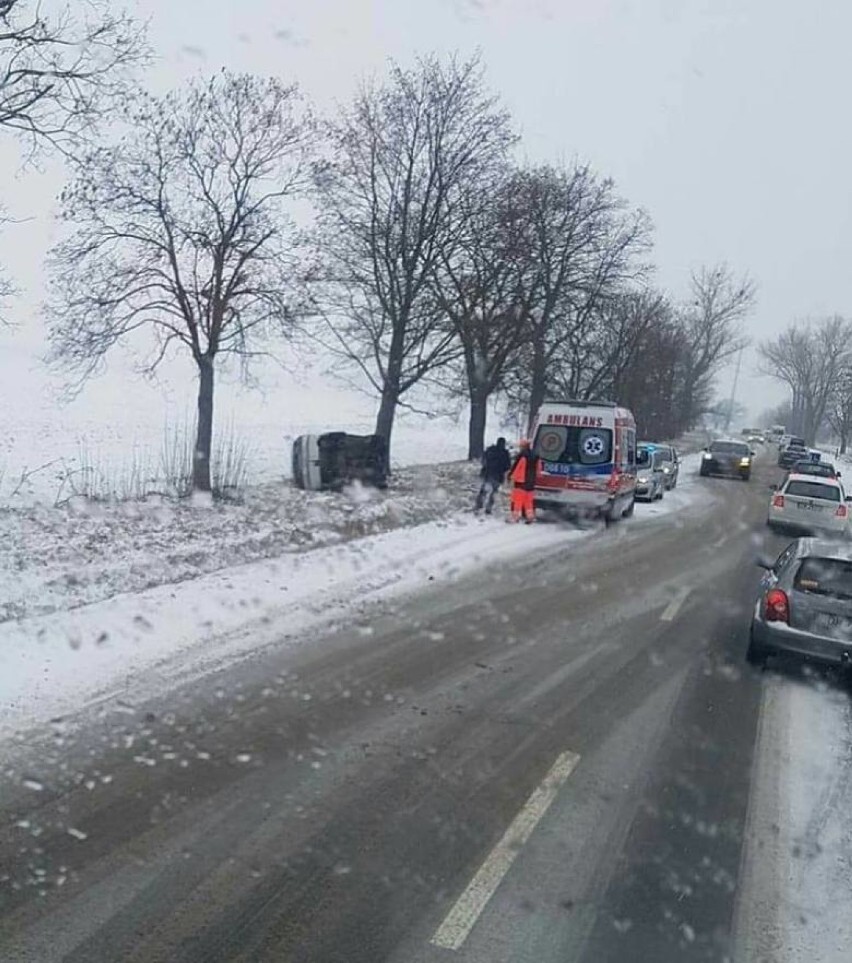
left=430, top=749, right=581, bottom=951
left=660, top=586, right=690, bottom=622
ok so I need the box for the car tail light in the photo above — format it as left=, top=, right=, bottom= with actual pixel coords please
left=771, top=494, right=785, bottom=508
left=836, top=504, right=848, bottom=518
left=764, top=588, right=789, bottom=623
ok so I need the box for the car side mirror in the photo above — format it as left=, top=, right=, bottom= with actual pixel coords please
left=769, top=483, right=777, bottom=491
left=750, top=450, right=756, bottom=457
left=755, top=554, right=775, bottom=570
left=846, top=494, right=852, bottom=502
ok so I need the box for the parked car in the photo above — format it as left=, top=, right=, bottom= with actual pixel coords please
left=778, top=433, right=805, bottom=453
left=767, top=473, right=850, bottom=536
left=640, top=442, right=679, bottom=489
left=790, top=460, right=840, bottom=480
left=699, top=439, right=753, bottom=480
left=748, top=538, right=852, bottom=667
left=635, top=445, right=666, bottom=501
left=778, top=442, right=808, bottom=469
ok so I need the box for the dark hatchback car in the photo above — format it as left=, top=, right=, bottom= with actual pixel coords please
left=699, top=439, right=753, bottom=481
left=749, top=538, right=852, bottom=667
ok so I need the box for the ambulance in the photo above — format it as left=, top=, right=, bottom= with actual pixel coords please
left=530, top=400, right=638, bottom=522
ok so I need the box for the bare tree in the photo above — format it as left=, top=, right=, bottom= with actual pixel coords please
left=499, top=163, right=652, bottom=429
left=828, top=369, right=852, bottom=454
left=312, top=53, right=516, bottom=458
left=46, top=72, right=315, bottom=492
left=582, top=289, right=672, bottom=403
left=1, top=1, right=146, bottom=319
left=677, top=265, right=756, bottom=427
left=758, top=316, right=851, bottom=445
left=612, top=302, right=692, bottom=438
left=430, top=175, right=535, bottom=458
left=1, top=0, right=146, bottom=154
left=757, top=401, right=793, bottom=431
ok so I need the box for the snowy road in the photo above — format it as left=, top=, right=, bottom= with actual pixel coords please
left=1, top=452, right=852, bottom=961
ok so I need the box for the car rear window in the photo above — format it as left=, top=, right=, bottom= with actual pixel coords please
left=710, top=442, right=749, bottom=455
left=794, top=557, right=852, bottom=599
left=792, top=462, right=835, bottom=477
left=784, top=480, right=841, bottom=501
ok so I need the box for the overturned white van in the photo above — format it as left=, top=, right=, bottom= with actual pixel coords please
left=292, top=432, right=388, bottom=492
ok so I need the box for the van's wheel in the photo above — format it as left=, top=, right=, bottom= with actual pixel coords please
left=622, top=496, right=635, bottom=518
left=603, top=500, right=618, bottom=526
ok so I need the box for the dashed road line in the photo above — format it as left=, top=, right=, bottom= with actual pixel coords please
left=660, top=586, right=690, bottom=622
left=430, top=749, right=581, bottom=951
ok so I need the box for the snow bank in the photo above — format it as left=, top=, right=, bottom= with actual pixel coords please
left=735, top=672, right=852, bottom=962
left=0, top=461, right=480, bottom=622
left=0, top=453, right=705, bottom=624
left=0, top=454, right=711, bottom=741
left=0, top=515, right=578, bottom=741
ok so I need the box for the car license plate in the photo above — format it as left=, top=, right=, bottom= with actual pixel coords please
left=795, top=500, right=822, bottom=512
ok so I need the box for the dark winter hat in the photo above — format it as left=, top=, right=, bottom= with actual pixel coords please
left=497, top=437, right=507, bottom=447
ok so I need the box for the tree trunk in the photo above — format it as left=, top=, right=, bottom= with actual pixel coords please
left=526, top=341, right=547, bottom=434
left=803, top=404, right=818, bottom=446
left=193, top=357, right=215, bottom=493
left=375, top=381, right=398, bottom=463
left=467, top=386, right=488, bottom=461
left=840, top=431, right=848, bottom=455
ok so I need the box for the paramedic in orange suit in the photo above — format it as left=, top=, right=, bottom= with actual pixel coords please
left=508, top=439, right=539, bottom=523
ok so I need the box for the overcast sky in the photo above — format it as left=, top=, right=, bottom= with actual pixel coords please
left=3, top=0, right=851, bottom=426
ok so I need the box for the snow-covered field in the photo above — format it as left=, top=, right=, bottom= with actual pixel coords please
left=0, top=454, right=707, bottom=742
left=0, top=347, right=476, bottom=504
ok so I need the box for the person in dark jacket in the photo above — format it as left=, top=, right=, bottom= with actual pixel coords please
left=474, top=437, right=511, bottom=514
left=508, top=438, right=539, bottom=523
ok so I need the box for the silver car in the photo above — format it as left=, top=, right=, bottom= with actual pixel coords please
left=640, top=442, right=679, bottom=489
left=748, top=538, right=852, bottom=667
left=635, top=446, right=666, bottom=501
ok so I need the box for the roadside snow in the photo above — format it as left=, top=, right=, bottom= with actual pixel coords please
left=0, top=453, right=705, bottom=624
left=0, top=515, right=577, bottom=741
left=0, top=461, right=484, bottom=622
left=734, top=673, right=852, bottom=962
left=0, top=454, right=713, bottom=741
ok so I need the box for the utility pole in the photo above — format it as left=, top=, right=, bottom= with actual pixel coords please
left=724, top=347, right=744, bottom=434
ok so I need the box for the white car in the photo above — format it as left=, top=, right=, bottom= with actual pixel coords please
left=767, top=473, right=851, bottom=536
